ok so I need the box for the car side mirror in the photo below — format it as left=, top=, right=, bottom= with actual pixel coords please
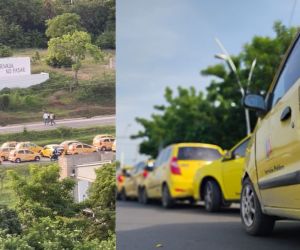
left=222, top=151, right=233, bottom=161
left=243, top=94, right=267, bottom=114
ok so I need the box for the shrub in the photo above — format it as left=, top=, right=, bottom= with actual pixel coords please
left=96, top=31, right=115, bottom=50
left=46, top=54, right=73, bottom=68
left=0, top=44, right=12, bottom=57
left=0, top=95, right=10, bottom=111
left=0, top=207, right=22, bottom=235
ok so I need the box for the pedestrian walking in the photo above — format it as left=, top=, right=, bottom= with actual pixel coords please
left=43, top=112, right=48, bottom=125
left=50, top=113, right=56, bottom=126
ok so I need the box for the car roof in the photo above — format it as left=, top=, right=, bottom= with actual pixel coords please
left=171, top=143, right=223, bottom=152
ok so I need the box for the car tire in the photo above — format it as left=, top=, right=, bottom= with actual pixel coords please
left=141, top=187, right=149, bottom=205
left=138, top=187, right=143, bottom=203
left=35, top=156, right=40, bottom=162
left=241, top=178, right=275, bottom=236
left=204, top=180, right=222, bottom=212
left=120, top=188, right=127, bottom=201
left=15, top=158, right=21, bottom=163
left=101, top=147, right=107, bottom=151
left=1, top=156, right=5, bottom=161
left=162, top=184, right=174, bottom=208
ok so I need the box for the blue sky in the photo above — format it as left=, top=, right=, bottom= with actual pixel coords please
left=117, top=0, right=300, bottom=165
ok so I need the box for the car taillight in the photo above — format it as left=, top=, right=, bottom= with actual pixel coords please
left=142, top=170, right=148, bottom=178
left=117, top=175, right=124, bottom=183
left=170, top=157, right=181, bottom=175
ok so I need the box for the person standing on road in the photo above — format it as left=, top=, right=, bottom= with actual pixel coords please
left=43, top=112, right=48, bottom=125
left=50, top=113, right=56, bottom=126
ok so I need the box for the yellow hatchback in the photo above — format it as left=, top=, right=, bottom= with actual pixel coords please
left=142, top=143, right=224, bottom=208
left=0, top=147, right=15, bottom=161
left=193, top=136, right=250, bottom=212
left=67, top=142, right=97, bottom=155
left=9, top=149, right=40, bottom=163
left=1, top=141, right=17, bottom=148
left=41, top=144, right=64, bottom=158
left=15, top=142, right=43, bottom=154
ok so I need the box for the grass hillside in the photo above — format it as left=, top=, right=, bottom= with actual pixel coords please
left=0, top=49, right=115, bottom=126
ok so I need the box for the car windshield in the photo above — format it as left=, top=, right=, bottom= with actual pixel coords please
left=178, top=147, right=222, bottom=161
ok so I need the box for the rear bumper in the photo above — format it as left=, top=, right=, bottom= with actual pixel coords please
left=169, top=180, right=193, bottom=198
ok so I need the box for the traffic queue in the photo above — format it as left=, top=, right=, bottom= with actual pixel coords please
left=118, top=32, right=300, bottom=236
left=0, top=134, right=115, bottom=164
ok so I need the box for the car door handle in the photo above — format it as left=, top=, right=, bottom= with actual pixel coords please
left=280, top=106, right=292, bottom=121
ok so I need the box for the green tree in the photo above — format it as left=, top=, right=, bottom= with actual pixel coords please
left=133, top=87, right=216, bottom=157
left=86, top=163, right=116, bottom=240
left=46, top=13, right=83, bottom=38
left=9, top=164, right=77, bottom=225
left=0, top=207, right=22, bottom=235
left=47, top=31, right=102, bottom=88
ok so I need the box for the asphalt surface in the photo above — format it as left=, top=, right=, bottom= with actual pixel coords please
left=0, top=115, right=115, bottom=134
left=117, top=201, right=300, bottom=250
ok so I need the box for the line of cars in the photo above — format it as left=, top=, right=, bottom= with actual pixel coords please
left=118, top=32, right=300, bottom=236
left=0, top=134, right=115, bottom=164
left=117, top=140, right=248, bottom=210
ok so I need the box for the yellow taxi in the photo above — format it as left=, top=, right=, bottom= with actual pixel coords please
left=120, top=160, right=155, bottom=202
left=40, top=144, right=64, bottom=158
left=193, top=136, right=250, bottom=212
left=15, top=142, right=43, bottom=154
left=241, top=32, right=300, bottom=235
left=59, top=140, right=79, bottom=154
left=9, top=149, right=41, bottom=163
left=93, top=136, right=115, bottom=151
left=67, top=142, right=97, bottom=155
left=0, top=147, right=15, bottom=161
left=1, top=141, right=17, bottom=148
left=116, top=165, right=133, bottom=200
left=141, top=143, right=224, bottom=208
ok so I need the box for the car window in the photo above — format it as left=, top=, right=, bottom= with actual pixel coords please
left=271, top=37, right=300, bottom=107
left=155, top=150, right=165, bottom=167
left=19, top=150, right=25, bottom=154
left=232, top=139, right=250, bottom=158
left=162, top=147, right=172, bottom=163
left=76, top=145, right=82, bottom=148
left=83, top=145, right=91, bottom=148
left=177, top=147, right=222, bottom=161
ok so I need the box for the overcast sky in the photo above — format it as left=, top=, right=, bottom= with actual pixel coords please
left=117, top=0, right=300, bottom=165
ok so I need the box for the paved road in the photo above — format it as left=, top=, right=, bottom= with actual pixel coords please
left=0, top=115, right=115, bottom=134
left=117, top=201, right=300, bottom=250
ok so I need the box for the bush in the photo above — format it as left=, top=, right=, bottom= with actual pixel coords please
left=96, top=31, right=115, bottom=50
left=0, top=95, right=10, bottom=111
left=0, top=207, right=22, bottom=235
left=0, top=44, right=12, bottom=57
left=46, top=54, right=73, bottom=68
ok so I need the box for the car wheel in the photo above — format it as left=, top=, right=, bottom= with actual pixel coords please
left=141, top=187, right=149, bottom=205
left=204, top=180, right=222, bottom=212
left=101, top=147, right=107, bottom=151
left=35, top=156, right=40, bottom=162
left=120, top=188, right=127, bottom=201
left=138, top=187, right=143, bottom=203
left=15, top=158, right=21, bottom=163
left=241, top=178, right=275, bottom=236
left=162, top=184, right=174, bottom=208
left=1, top=156, right=5, bottom=161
